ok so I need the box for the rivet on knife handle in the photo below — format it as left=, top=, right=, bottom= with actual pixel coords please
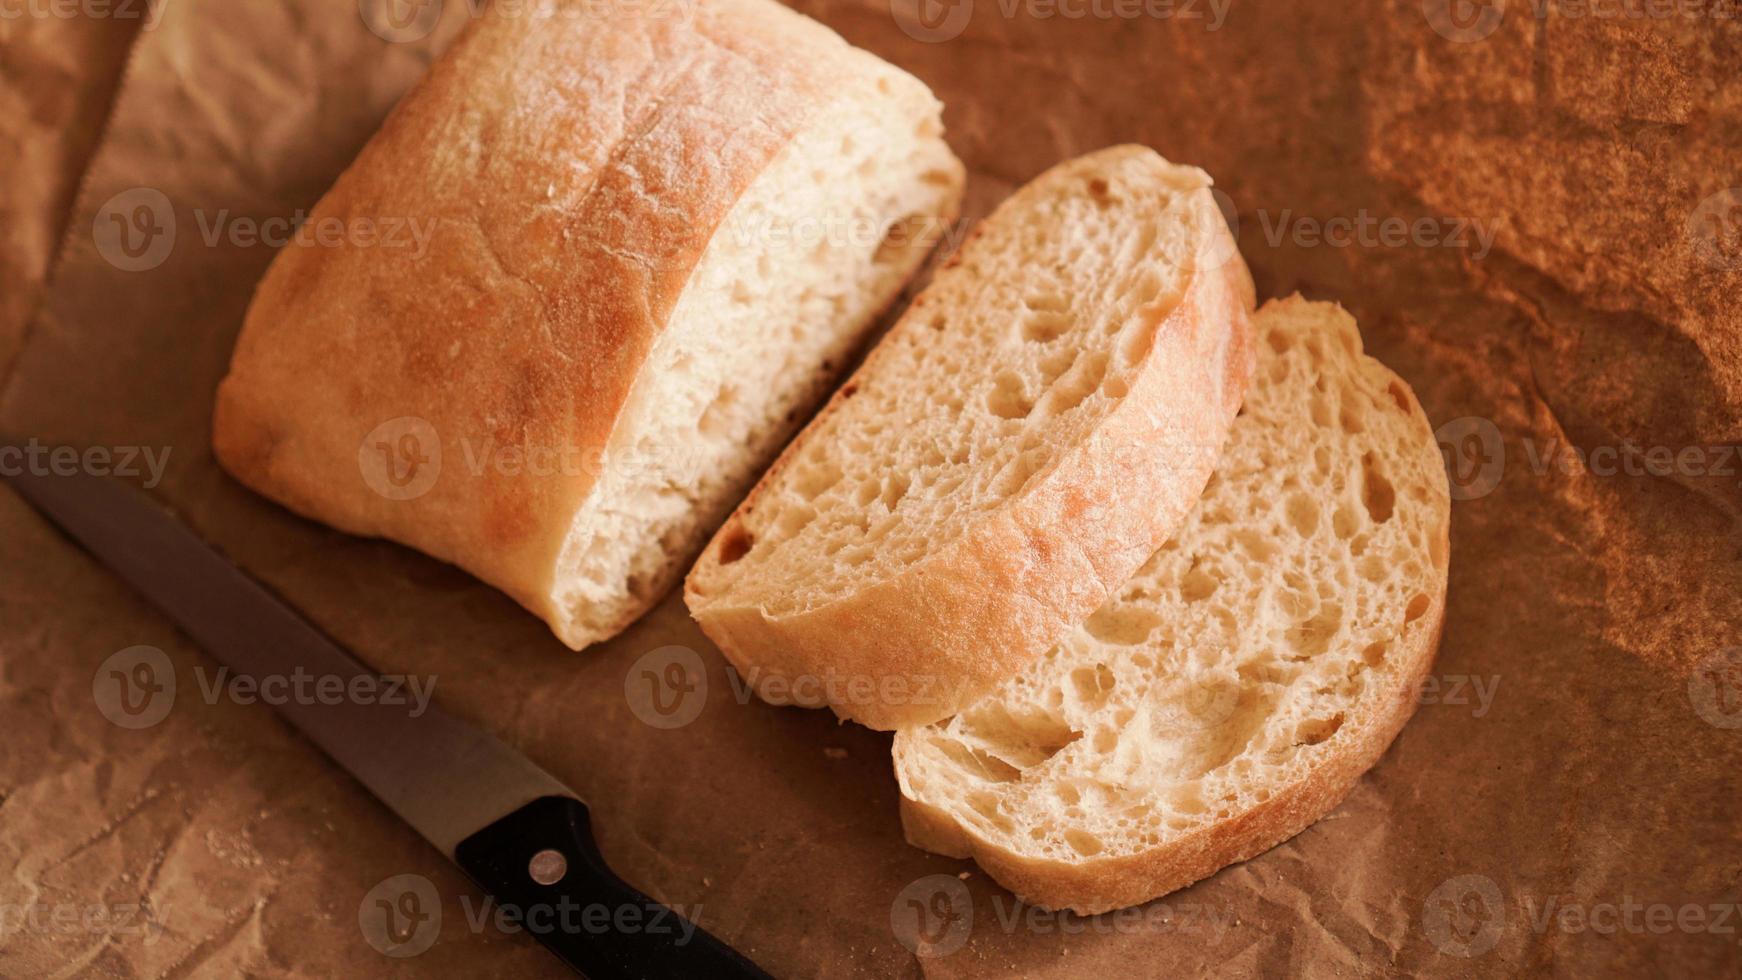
left=454, top=795, right=771, bottom=979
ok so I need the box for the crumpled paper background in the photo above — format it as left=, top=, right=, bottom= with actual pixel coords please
left=2, top=0, right=1739, bottom=976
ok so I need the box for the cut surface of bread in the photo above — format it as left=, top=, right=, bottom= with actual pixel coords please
left=686, top=145, right=1255, bottom=730
left=893, top=296, right=1452, bottom=914
left=212, top=0, right=963, bottom=650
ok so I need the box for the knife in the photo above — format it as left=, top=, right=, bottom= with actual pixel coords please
left=3, top=460, right=771, bottom=979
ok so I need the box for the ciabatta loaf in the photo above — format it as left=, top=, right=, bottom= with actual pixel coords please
left=213, top=0, right=964, bottom=649
left=685, top=146, right=1255, bottom=729
left=893, top=297, right=1451, bottom=913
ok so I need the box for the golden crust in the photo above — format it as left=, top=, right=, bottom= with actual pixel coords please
left=213, top=0, right=899, bottom=629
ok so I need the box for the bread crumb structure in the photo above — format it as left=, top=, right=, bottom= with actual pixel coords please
left=894, top=297, right=1451, bottom=914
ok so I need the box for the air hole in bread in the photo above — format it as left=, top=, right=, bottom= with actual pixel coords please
left=718, top=527, right=753, bottom=565
left=1085, top=606, right=1161, bottom=645
left=1022, top=311, right=1072, bottom=343
left=881, top=473, right=911, bottom=511
left=1179, top=566, right=1219, bottom=602
left=1404, top=593, right=1430, bottom=623
left=1294, top=713, right=1345, bottom=746
left=1044, top=351, right=1108, bottom=415
left=1064, top=829, right=1105, bottom=856
left=1361, top=640, right=1387, bottom=666
left=1086, top=178, right=1111, bottom=204
left=987, top=371, right=1034, bottom=419
left=970, top=793, right=1015, bottom=832
left=1332, top=503, right=1358, bottom=540
left=1361, top=452, right=1396, bottom=523
left=1070, top=663, right=1118, bottom=706
left=1386, top=381, right=1411, bottom=412
left=1286, top=493, right=1319, bottom=537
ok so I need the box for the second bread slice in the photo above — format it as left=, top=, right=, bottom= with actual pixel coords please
left=893, top=297, right=1452, bottom=913
left=685, top=146, right=1255, bottom=730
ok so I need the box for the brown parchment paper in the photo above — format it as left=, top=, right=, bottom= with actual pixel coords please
left=0, top=6, right=139, bottom=378
left=2, top=1, right=1740, bottom=976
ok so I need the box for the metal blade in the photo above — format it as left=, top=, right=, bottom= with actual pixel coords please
left=4, top=463, right=572, bottom=857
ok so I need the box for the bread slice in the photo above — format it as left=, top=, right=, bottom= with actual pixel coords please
left=685, top=146, right=1255, bottom=730
left=892, top=297, right=1451, bottom=913
left=212, top=0, right=964, bottom=650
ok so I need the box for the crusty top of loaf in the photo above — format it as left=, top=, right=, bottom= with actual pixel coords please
left=212, top=0, right=927, bottom=618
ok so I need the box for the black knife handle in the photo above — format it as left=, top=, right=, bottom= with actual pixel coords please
left=454, top=796, right=771, bottom=979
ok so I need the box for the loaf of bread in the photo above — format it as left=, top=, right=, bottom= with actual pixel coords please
left=893, top=297, right=1451, bottom=913
left=685, top=146, right=1255, bottom=729
left=213, top=0, right=964, bottom=649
